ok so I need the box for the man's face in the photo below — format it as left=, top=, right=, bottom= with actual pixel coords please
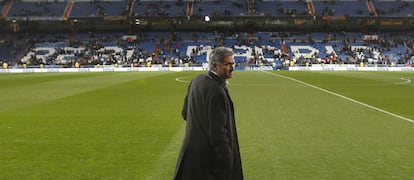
left=215, top=55, right=235, bottom=79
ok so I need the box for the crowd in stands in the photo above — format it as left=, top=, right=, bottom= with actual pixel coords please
left=1, top=30, right=413, bottom=69
left=3, top=0, right=414, bottom=18
left=130, top=0, right=414, bottom=18
left=374, top=0, right=412, bottom=17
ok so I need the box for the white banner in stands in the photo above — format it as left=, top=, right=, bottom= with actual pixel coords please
left=288, top=66, right=414, bottom=71
left=0, top=66, right=413, bottom=73
left=0, top=67, right=205, bottom=73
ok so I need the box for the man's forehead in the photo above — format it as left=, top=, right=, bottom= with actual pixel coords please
left=223, top=55, right=235, bottom=62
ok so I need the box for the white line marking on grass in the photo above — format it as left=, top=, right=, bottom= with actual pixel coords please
left=262, top=71, right=414, bottom=124
left=175, top=77, right=190, bottom=83
left=395, top=77, right=411, bottom=85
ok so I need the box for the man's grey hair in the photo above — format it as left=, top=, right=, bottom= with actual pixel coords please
left=208, top=47, right=234, bottom=69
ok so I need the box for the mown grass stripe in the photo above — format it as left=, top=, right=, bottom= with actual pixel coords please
left=262, top=70, right=414, bottom=124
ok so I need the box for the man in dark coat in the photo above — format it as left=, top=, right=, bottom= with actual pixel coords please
left=173, top=47, right=243, bottom=180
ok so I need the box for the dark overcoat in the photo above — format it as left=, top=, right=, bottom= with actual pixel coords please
left=173, top=71, right=243, bottom=180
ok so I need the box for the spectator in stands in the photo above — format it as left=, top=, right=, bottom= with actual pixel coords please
left=174, top=47, right=243, bottom=180
left=1, top=61, right=8, bottom=69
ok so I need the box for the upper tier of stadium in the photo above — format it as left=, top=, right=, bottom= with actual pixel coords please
left=1, top=0, right=413, bottom=19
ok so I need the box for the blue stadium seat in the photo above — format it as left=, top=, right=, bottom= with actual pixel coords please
left=70, top=1, right=127, bottom=17
left=7, top=1, right=67, bottom=18
left=372, top=0, right=414, bottom=17
left=312, top=0, right=370, bottom=17
left=192, top=0, right=247, bottom=17
left=132, top=1, right=186, bottom=17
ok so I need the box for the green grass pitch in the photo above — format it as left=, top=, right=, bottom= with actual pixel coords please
left=1, top=70, right=414, bottom=179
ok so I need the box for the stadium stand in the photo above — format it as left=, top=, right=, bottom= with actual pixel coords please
left=1, top=30, right=411, bottom=68
left=192, top=0, right=247, bottom=17
left=7, top=0, right=66, bottom=18
left=0, top=0, right=413, bottom=69
left=70, top=0, right=128, bottom=17
left=372, top=0, right=414, bottom=17
left=312, top=0, right=370, bottom=17
left=253, top=0, right=309, bottom=17
left=132, top=0, right=187, bottom=17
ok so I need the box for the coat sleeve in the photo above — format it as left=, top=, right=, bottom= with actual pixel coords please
left=208, top=92, right=232, bottom=168
left=181, top=80, right=193, bottom=121
left=181, top=93, right=188, bottom=121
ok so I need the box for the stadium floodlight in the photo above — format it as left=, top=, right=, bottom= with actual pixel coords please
left=204, top=15, right=211, bottom=22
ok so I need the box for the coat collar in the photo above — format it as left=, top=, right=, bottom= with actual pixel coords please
left=207, top=71, right=229, bottom=89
